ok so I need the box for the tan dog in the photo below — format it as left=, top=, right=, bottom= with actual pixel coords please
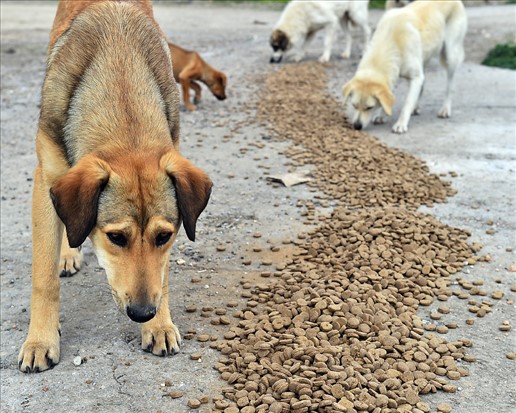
left=342, top=0, right=467, bottom=134
left=18, top=0, right=212, bottom=373
left=168, top=42, right=227, bottom=112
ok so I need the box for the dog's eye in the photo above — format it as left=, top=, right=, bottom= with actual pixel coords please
left=365, top=106, right=374, bottom=111
left=107, top=232, right=127, bottom=247
left=155, top=232, right=173, bottom=247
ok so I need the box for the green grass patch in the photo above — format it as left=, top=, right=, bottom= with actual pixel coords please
left=369, top=0, right=386, bottom=9
left=482, top=43, right=516, bottom=70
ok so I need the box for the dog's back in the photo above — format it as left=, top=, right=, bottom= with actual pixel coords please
left=363, top=0, right=465, bottom=71
left=41, top=1, right=179, bottom=164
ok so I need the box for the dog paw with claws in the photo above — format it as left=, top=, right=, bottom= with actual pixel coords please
left=392, top=121, right=409, bottom=134
left=18, top=333, right=60, bottom=373
left=141, top=322, right=181, bottom=356
left=59, top=247, right=83, bottom=277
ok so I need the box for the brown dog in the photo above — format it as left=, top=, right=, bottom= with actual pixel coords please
left=168, top=42, right=227, bottom=111
left=18, top=0, right=212, bottom=373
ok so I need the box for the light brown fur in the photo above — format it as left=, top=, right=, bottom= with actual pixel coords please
left=18, top=0, right=212, bottom=373
left=168, top=42, right=227, bottom=111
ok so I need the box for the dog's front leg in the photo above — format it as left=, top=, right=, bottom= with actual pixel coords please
left=191, top=81, right=202, bottom=105
left=179, top=69, right=197, bottom=112
left=392, top=73, right=424, bottom=134
left=19, top=166, right=63, bottom=372
left=319, top=20, right=338, bottom=63
left=141, top=262, right=181, bottom=356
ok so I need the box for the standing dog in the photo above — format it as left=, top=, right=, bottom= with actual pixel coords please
left=168, top=42, right=227, bottom=112
left=270, top=0, right=370, bottom=63
left=18, top=0, right=212, bottom=373
left=342, top=0, right=467, bottom=134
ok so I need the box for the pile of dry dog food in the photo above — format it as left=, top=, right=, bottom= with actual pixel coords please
left=210, top=63, right=480, bottom=412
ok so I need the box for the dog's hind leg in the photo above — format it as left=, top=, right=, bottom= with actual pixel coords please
left=438, top=7, right=466, bottom=118
left=346, top=8, right=371, bottom=57
left=58, top=229, right=83, bottom=277
left=141, top=261, right=182, bottom=356
left=339, top=17, right=352, bottom=59
left=19, top=165, right=63, bottom=372
left=438, top=39, right=465, bottom=118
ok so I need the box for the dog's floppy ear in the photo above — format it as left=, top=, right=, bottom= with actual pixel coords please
left=342, top=81, right=353, bottom=101
left=50, top=155, right=110, bottom=248
left=161, top=150, right=212, bottom=242
left=375, top=86, right=394, bottom=116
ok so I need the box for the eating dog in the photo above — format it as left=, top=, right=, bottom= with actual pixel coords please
left=342, top=0, right=467, bottom=134
left=168, top=42, right=227, bottom=112
left=18, top=0, right=212, bottom=373
left=270, top=0, right=371, bottom=63
left=342, top=0, right=467, bottom=133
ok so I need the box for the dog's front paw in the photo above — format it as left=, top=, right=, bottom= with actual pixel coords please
left=141, top=322, right=181, bottom=356
left=185, top=104, right=197, bottom=112
left=392, top=121, right=408, bottom=134
left=193, top=95, right=202, bottom=105
left=18, top=333, right=60, bottom=373
left=59, top=247, right=83, bottom=277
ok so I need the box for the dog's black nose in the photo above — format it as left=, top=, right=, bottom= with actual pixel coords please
left=217, top=95, right=226, bottom=101
left=126, top=304, right=157, bottom=323
left=353, top=121, right=362, bottom=130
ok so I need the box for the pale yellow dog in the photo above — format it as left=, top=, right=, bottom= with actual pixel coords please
left=343, top=0, right=467, bottom=134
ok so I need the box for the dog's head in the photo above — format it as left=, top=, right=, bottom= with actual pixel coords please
left=270, top=29, right=290, bottom=63
left=50, top=150, right=212, bottom=323
left=342, top=78, right=394, bottom=130
left=208, top=70, right=227, bottom=101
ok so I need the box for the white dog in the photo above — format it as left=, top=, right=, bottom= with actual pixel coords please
left=342, top=0, right=467, bottom=134
left=270, top=0, right=370, bottom=64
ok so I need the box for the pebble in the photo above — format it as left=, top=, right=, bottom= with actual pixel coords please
left=168, top=390, right=183, bottom=399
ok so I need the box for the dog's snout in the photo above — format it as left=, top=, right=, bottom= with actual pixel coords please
left=270, top=55, right=283, bottom=64
left=353, top=121, right=363, bottom=130
left=217, top=95, right=226, bottom=101
left=126, top=304, right=157, bottom=323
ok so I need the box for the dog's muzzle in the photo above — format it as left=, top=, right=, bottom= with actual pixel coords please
left=353, top=121, right=363, bottom=131
left=270, top=51, right=283, bottom=64
left=126, top=304, right=157, bottom=323
left=216, top=94, right=226, bottom=101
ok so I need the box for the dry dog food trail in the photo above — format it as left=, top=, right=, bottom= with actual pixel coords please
left=210, top=63, right=485, bottom=412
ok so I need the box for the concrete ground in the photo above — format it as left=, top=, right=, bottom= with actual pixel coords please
left=1, top=2, right=515, bottom=413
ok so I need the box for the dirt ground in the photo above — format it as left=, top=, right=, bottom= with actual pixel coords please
left=1, top=2, right=515, bottom=413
